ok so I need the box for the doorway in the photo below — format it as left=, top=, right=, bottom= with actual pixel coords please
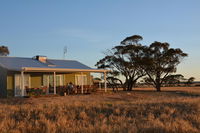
left=14, top=74, right=30, bottom=96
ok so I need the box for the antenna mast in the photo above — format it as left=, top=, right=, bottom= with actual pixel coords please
left=63, top=46, right=67, bottom=59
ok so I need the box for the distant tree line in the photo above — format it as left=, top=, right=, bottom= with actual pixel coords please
left=96, top=35, right=188, bottom=91
left=140, top=74, right=195, bottom=87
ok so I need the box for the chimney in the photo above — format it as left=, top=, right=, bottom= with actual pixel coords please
left=34, top=55, right=47, bottom=63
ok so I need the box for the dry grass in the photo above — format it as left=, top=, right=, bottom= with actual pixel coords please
left=0, top=87, right=200, bottom=133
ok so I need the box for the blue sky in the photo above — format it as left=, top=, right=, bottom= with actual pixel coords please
left=0, top=0, right=200, bottom=80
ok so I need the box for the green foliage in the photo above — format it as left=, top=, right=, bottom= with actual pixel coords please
left=27, top=88, right=46, bottom=96
left=187, top=77, right=195, bottom=85
left=96, top=35, right=146, bottom=91
left=0, top=45, right=9, bottom=56
left=163, top=74, right=184, bottom=86
left=96, top=35, right=188, bottom=91
left=121, top=35, right=143, bottom=45
left=140, top=41, right=188, bottom=91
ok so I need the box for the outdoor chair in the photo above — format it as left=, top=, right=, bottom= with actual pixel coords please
left=76, top=85, right=81, bottom=94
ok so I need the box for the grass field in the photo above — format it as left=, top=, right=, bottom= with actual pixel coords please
left=0, top=87, right=200, bottom=133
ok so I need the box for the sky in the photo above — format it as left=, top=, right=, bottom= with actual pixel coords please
left=0, top=0, right=200, bottom=80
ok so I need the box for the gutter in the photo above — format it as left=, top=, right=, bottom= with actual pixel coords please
left=22, top=67, right=110, bottom=73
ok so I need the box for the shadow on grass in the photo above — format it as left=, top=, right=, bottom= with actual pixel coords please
left=167, top=91, right=200, bottom=97
left=1, top=89, right=200, bottom=105
left=0, top=98, right=33, bottom=105
left=133, top=89, right=200, bottom=97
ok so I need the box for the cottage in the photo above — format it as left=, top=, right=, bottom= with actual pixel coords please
left=0, top=55, right=108, bottom=97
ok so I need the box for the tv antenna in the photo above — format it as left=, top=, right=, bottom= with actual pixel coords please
left=63, top=46, right=67, bottom=59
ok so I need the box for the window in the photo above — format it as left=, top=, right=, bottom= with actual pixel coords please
left=75, top=75, right=87, bottom=85
left=43, top=74, right=64, bottom=87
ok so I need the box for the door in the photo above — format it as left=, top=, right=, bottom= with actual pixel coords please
left=14, top=74, right=21, bottom=96
left=43, top=74, right=64, bottom=94
left=56, top=75, right=64, bottom=86
left=48, top=75, right=54, bottom=93
left=14, top=74, right=30, bottom=97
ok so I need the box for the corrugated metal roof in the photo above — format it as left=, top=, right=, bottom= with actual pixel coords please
left=0, top=56, right=92, bottom=71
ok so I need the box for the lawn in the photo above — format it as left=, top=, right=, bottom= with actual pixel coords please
left=0, top=87, right=200, bottom=133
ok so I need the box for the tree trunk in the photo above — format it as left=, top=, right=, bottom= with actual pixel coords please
left=127, top=80, right=131, bottom=91
left=155, top=73, right=161, bottom=92
left=156, top=83, right=161, bottom=92
left=127, top=84, right=131, bottom=91
left=129, top=83, right=134, bottom=91
left=127, top=79, right=135, bottom=91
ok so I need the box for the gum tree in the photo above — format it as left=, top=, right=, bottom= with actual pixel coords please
left=141, top=41, right=188, bottom=91
left=0, top=45, right=9, bottom=56
left=96, top=35, right=146, bottom=91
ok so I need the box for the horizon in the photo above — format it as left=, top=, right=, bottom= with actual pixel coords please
left=0, top=0, right=199, bottom=80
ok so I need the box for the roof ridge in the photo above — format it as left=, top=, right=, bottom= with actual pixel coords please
left=0, top=56, right=31, bottom=59
left=48, top=58, right=76, bottom=61
left=0, top=56, right=77, bottom=61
